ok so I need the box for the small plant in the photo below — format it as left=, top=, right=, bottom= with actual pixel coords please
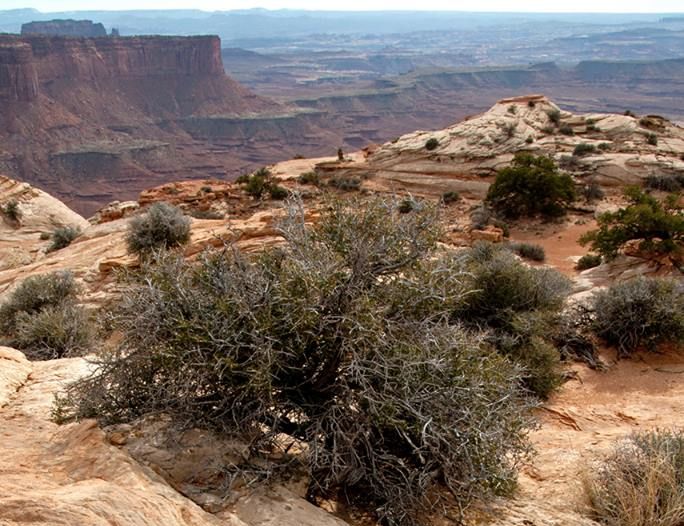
left=486, top=153, right=576, bottom=219
left=441, top=190, right=460, bottom=204
left=586, top=124, right=598, bottom=132
left=508, top=105, right=517, bottom=115
left=559, top=124, right=575, bottom=136
left=126, top=202, right=191, bottom=256
left=0, top=271, right=92, bottom=359
left=547, top=109, right=561, bottom=125
left=470, top=204, right=492, bottom=230
left=190, top=209, right=224, bottom=220
left=591, top=277, right=684, bottom=356
left=585, top=430, right=684, bottom=526
left=645, top=174, right=684, bottom=192
left=507, top=242, right=546, bottom=262
left=397, top=196, right=421, bottom=214
left=582, top=181, right=605, bottom=202
left=525, top=136, right=534, bottom=144
left=580, top=187, right=683, bottom=260
left=268, top=185, right=289, bottom=200
left=298, top=171, right=320, bottom=185
left=329, top=176, right=361, bottom=191
left=646, top=133, right=658, bottom=146
left=527, top=100, right=536, bottom=108
left=1, top=199, right=21, bottom=222
left=624, top=110, right=637, bottom=118
left=39, top=232, right=51, bottom=240
left=575, top=253, right=602, bottom=271
left=542, top=125, right=556, bottom=135
left=425, top=137, right=439, bottom=151
left=503, top=122, right=517, bottom=138
left=573, top=143, right=596, bottom=157
left=200, top=185, right=213, bottom=193
left=598, top=142, right=611, bottom=151
left=47, top=226, right=81, bottom=253
left=235, top=173, right=250, bottom=184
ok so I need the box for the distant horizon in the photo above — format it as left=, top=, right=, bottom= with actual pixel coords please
left=3, top=2, right=684, bottom=14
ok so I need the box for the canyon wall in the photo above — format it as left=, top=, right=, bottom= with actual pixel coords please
left=21, top=19, right=108, bottom=37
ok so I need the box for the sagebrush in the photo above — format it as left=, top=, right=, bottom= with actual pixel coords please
left=126, top=202, right=191, bottom=255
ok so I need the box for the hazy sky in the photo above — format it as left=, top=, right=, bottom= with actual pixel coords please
left=4, top=0, right=684, bottom=12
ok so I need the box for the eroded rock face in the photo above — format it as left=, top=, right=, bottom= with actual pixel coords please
left=21, top=19, right=108, bottom=38
left=321, top=95, right=684, bottom=199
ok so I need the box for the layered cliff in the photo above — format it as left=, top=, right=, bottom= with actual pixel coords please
left=0, top=35, right=331, bottom=215
left=21, top=19, right=107, bottom=37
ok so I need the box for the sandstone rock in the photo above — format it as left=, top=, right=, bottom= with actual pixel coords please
left=470, top=226, right=504, bottom=243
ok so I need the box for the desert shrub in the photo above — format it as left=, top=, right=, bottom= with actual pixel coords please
left=547, top=109, right=561, bottom=125
left=0, top=271, right=92, bottom=359
left=235, top=173, right=250, bottom=184
left=559, top=124, right=575, bottom=136
left=591, top=277, right=684, bottom=356
left=397, top=196, right=422, bottom=214
left=624, top=110, right=637, bottom=118
left=126, top=202, right=191, bottom=256
left=580, top=187, right=684, bottom=260
left=542, top=125, right=556, bottom=135
left=244, top=173, right=269, bottom=198
left=587, top=124, right=598, bottom=132
left=60, top=197, right=536, bottom=526
left=598, top=142, right=611, bottom=151
left=486, top=153, right=576, bottom=219
left=585, top=429, right=684, bottom=526
left=502, top=122, right=518, bottom=138
left=647, top=133, right=659, bottom=146
left=525, top=136, right=534, bottom=144
left=200, top=186, right=212, bottom=193
left=47, top=226, right=81, bottom=252
left=552, top=305, right=600, bottom=368
left=573, top=143, right=596, bottom=157
left=268, top=185, right=289, bottom=200
left=456, top=243, right=571, bottom=397
left=645, top=174, right=684, bottom=192
left=508, top=242, right=546, bottom=262
left=576, top=253, right=602, bottom=271
left=441, top=190, right=460, bottom=204
left=425, top=137, right=439, bottom=151
left=1, top=199, right=21, bottom=222
left=298, top=171, right=320, bottom=185
left=329, top=176, right=361, bottom=191
left=470, top=204, right=492, bottom=229
left=13, top=304, right=93, bottom=359
left=508, top=105, right=517, bottom=115
left=492, top=218, right=511, bottom=238
left=0, top=271, right=77, bottom=333
left=39, top=232, right=51, bottom=240
left=583, top=181, right=605, bottom=202
left=528, top=100, right=536, bottom=108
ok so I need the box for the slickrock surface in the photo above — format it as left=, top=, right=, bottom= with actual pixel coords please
left=319, top=95, right=684, bottom=198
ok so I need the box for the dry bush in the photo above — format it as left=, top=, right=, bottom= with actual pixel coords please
left=507, top=242, right=546, bottom=262
left=591, top=277, right=684, bottom=356
left=126, top=202, right=191, bottom=256
left=61, top=197, right=537, bottom=526
left=47, top=225, right=81, bottom=252
left=585, top=430, right=684, bottom=526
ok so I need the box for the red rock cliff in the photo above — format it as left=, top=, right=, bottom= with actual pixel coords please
left=0, top=41, right=39, bottom=101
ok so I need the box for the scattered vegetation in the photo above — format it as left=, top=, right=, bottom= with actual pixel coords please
left=525, top=136, right=534, bottom=144
left=585, top=429, right=684, bottom=526
left=126, top=202, right=191, bottom=256
left=507, top=242, right=546, bottom=262
left=298, top=171, right=320, bottom=186
left=470, top=204, right=492, bottom=230
left=575, top=253, right=602, bottom=271
left=329, top=176, right=362, bottom=191
left=397, top=196, right=422, bottom=214
left=268, top=185, right=289, bottom=200
left=441, top=190, right=460, bottom=204
left=1, top=199, right=21, bottom=223
left=190, top=209, right=224, bottom=220
left=486, top=153, right=576, bottom=219
left=527, top=100, right=536, bottom=108
left=0, top=271, right=92, bottom=359
left=598, top=142, right=611, bottom=151
left=646, top=133, right=659, bottom=146
left=559, top=124, right=575, bottom=136
left=624, top=110, right=637, bottom=118
left=580, top=187, right=683, bottom=261
left=425, top=137, right=440, bottom=151
left=60, top=198, right=539, bottom=526
left=591, top=277, right=684, bottom=356
left=573, top=143, right=596, bottom=157
left=47, top=226, right=81, bottom=253
left=582, top=180, right=605, bottom=202
left=508, top=105, right=517, bottom=115
left=645, top=174, right=684, bottom=192
left=547, top=109, right=561, bottom=125
left=503, top=122, right=518, bottom=138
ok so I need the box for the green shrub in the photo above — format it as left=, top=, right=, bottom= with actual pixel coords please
left=0, top=271, right=92, bottom=359
left=14, top=304, right=93, bottom=360
left=559, top=124, right=575, bottom=136
left=126, top=202, right=191, bottom=256
left=573, top=143, right=596, bottom=157
left=585, top=430, right=684, bottom=526
left=508, top=242, right=546, bottom=262
left=298, top=171, right=320, bottom=185
left=575, top=253, right=602, bottom=271
left=486, top=153, right=576, bottom=219
left=441, top=190, right=460, bottom=204
left=647, top=133, right=658, bottom=146
left=47, top=226, right=81, bottom=253
left=547, top=109, right=561, bottom=125
left=397, top=196, right=422, bottom=214
left=329, top=176, right=362, bottom=191
left=60, top=198, right=535, bottom=526
left=425, top=137, right=439, bottom=151
left=624, top=110, right=637, bottom=118
left=457, top=243, right=571, bottom=397
left=645, top=174, right=684, bottom=192
left=235, top=173, right=250, bottom=184
left=591, top=277, right=684, bottom=356
left=580, top=187, right=683, bottom=260
left=268, top=185, right=289, bottom=200
left=1, top=199, right=21, bottom=222
left=0, top=271, right=78, bottom=333
left=200, top=186, right=212, bottom=193
left=527, top=100, right=536, bottom=108
left=508, top=105, right=517, bottom=115
left=583, top=181, right=605, bottom=202
left=470, top=204, right=492, bottom=230
left=525, top=136, right=534, bottom=144
left=598, top=142, right=611, bottom=151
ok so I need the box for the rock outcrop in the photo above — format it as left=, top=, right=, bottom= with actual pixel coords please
left=21, top=19, right=108, bottom=37
left=318, top=95, right=684, bottom=199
